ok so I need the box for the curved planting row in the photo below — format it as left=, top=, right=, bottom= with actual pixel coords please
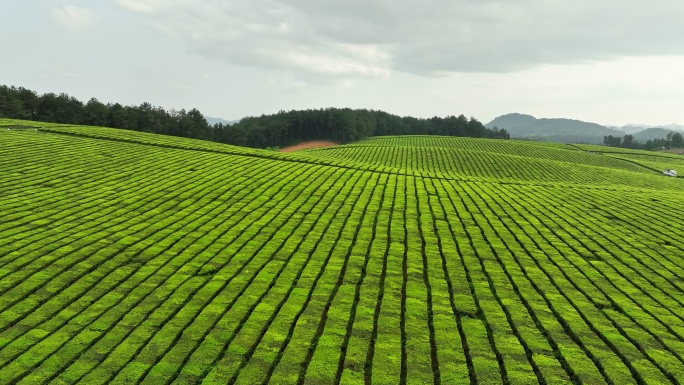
left=0, top=127, right=683, bottom=384
left=344, top=136, right=655, bottom=171
left=33, top=126, right=684, bottom=191
left=304, top=141, right=676, bottom=189
left=34, top=125, right=437, bottom=181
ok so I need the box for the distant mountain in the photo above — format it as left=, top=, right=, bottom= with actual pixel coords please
left=204, top=116, right=239, bottom=126
left=631, top=127, right=678, bottom=141
left=662, top=123, right=684, bottom=132
left=485, top=113, right=536, bottom=133
left=485, top=113, right=623, bottom=144
left=616, top=125, right=652, bottom=135
left=614, top=124, right=684, bottom=134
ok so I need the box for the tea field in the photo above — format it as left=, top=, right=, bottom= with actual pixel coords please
left=1, top=119, right=683, bottom=384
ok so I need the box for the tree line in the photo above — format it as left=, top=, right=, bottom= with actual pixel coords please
left=230, top=109, right=510, bottom=148
left=603, top=132, right=684, bottom=150
left=1, top=85, right=509, bottom=148
left=0, top=85, right=211, bottom=140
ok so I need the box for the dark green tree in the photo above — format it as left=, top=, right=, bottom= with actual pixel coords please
left=83, top=98, right=108, bottom=126
left=671, top=132, right=684, bottom=148
left=603, top=135, right=622, bottom=147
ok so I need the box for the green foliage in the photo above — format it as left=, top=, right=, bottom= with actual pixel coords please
left=0, top=85, right=212, bottom=140
left=235, top=108, right=510, bottom=148
left=0, top=85, right=509, bottom=151
left=604, top=131, right=684, bottom=151
left=0, top=122, right=683, bottom=384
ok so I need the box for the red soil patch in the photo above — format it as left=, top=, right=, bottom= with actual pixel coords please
left=280, top=141, right=338, bottom=152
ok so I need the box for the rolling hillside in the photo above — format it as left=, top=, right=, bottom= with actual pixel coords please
left=1, top=119, right=684, bottom=384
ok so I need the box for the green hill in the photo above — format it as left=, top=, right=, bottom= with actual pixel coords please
left=1, top=119, right=683, bottom=384
left=632, top=127, right=678, bottom=142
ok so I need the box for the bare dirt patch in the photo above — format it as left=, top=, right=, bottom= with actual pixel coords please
left=280, top=141, right=338, bottom=152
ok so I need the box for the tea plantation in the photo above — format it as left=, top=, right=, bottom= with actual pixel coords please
left=1, top=119, right=683, bottom=384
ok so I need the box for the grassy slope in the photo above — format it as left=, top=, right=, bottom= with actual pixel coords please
left=571, top=143, right=684, bottom=174
left=0, top=120, right=683, bottom=384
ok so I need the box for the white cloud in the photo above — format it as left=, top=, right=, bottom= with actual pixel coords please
left=51, top=5, right=96, bottom=30
left=115, top=0, right=191, bottom=14
left=113, top=0, right=684, bottom=79
left=426, top=55, right=684, bottom=125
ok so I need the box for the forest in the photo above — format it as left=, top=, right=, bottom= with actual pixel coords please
left=0, top=85, right=509, bottom=148
left=603, top=132, right=684, bottom=150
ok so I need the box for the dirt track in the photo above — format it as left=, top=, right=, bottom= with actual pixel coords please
left=280, top=141, right=338, bottom=152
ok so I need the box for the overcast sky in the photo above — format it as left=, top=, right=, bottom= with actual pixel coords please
left=3, top=0, right=684, bottom=126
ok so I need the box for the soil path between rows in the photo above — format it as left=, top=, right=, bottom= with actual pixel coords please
left=280, top=141, right=338, bottom=152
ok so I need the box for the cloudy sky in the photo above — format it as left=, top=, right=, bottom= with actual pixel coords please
left=3, top=0, right=684, bottom=126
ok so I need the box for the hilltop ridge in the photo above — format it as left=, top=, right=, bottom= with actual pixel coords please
left=486, top=113, right=684, bottom=144
left=485, top=113, right=623, bottom=143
